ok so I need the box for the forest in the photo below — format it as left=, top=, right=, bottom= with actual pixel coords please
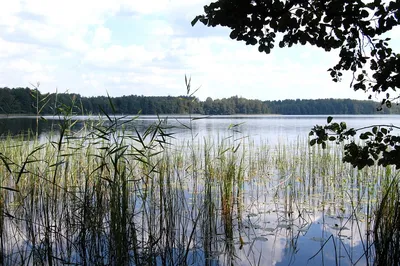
left=0, top=87, right=397, bottom=115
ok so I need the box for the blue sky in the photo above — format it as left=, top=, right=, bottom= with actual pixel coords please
left=0, top=0, right=398, bottom=101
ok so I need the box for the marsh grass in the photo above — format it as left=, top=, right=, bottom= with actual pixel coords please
left=373, top=172, right=400, bottom=266
left=0, top=113, right=398, bottom=265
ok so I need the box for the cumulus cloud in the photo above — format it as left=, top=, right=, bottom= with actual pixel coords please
left=0, top=0, right=371, bottom=100
left=83, top=44, right=162, bottom=69
left=92, top=26, right=112, bottom=47
left=8, top=59, right=43, bottom=73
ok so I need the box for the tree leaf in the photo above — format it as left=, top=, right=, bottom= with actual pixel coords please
left=191, top=16, right=201, bottom=26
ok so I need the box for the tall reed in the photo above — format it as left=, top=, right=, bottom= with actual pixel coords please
left=374, top=173, right=400, bottom=266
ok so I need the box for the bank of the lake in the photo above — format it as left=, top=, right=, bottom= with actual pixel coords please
left=1, top=87, right=399, bottom=116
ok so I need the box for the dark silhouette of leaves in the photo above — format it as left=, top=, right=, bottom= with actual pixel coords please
left=193, top=0, right=400, bottom=169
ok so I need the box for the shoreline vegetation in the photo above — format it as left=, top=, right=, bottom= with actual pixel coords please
left=1, top=87, right=399, bottom=116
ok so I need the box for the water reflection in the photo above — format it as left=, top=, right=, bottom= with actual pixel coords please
left=2, top=114, right=400, bottom=143
left=0, top=118, right=41, bottom=136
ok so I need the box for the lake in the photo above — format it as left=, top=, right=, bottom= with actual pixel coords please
left=1, top=114, right=400, bottom=143
left=0, top=114, right=399, bottom=265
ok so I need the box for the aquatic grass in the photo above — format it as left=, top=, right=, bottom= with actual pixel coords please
left=0, top=114, right=399, bottom=265
left=373, top=172, right=400, bottom=266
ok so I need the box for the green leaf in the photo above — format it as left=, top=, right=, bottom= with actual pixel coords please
left=360, top=133, right=369, bottom=140
left=361, top=10, right=369, bottom=18
left=322, top=142, right=327, bottom=149
left=331, top=123, right=340, bottom=131
left=191, top=16, right=201, bottom=26
left=327, top=116, right=333, bottom=123
left=230, top=30, right=238, bottom=39
left=310, top=139, right=316, bottom=146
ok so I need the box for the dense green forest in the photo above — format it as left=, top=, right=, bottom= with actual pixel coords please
left=0, top=87, right=398, bottom=115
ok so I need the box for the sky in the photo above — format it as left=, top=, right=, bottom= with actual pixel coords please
left=0, top=0, right=398, bottom=101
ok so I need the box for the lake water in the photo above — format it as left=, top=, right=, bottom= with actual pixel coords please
left=1, top=115, right=399, bottom=265
left=1, top=114, right=400, bottom=143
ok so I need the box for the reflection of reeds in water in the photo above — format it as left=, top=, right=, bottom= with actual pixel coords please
left=0, top=116, right=399, bottom=265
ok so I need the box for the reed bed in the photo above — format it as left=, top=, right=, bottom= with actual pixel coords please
left=0, top=117, right=397, bottom=265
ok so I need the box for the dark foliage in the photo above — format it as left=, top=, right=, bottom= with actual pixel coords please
left=193, top=0, right=400, bottom=106
left=0, top=87, right=396, bottom=116
left=193, top=0, right=400, bottom=169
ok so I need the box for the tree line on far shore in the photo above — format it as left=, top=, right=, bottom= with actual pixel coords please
left=0, top=87, right=397, bottom=115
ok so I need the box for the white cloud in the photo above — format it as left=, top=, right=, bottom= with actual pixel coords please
left=8, top=59, right=43, bottom=73
left=0, top=1, right=20, bottom=29
left=67, top=34, right=90, bottom=52
left=0, top=0, right=389, bottom=101
left=118, top=1, right=169, bottom=15
left=0, top=0, right=118, bottom=54
left=83, top=44, right=162, bottom=68
left=0, top=38, right=29, bottom=58
left=151, top=22, right=174, bottom=36
left=118, top=0, right=207, bottom=16
left=92, top=26, right=112, bottom=46
left=18, top=20, right=58, bottom=43
left=21, top=0, right=117, bottom=29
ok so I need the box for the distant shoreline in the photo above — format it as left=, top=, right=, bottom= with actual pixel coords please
left=1, top=114, right=399, bottom=120
left=0, top=88, right=397, bottom=115
left=0, top=114, right=37, bottom=118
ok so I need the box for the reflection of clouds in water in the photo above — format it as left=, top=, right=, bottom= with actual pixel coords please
left=236, top=179, right=371, bottom=265
left=234, top=238, right=286, bottom=266
left=323, top=216, right=369, bottom=248
left=231, top=191, right=316, bottom=265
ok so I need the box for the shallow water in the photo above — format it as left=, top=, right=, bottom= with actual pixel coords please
left=0, top=114, right=397, bottom=265
left=1, top=114, right=400, bottom=143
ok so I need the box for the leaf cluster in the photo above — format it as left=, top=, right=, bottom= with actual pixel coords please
left=193, top=0, right=400, bottom=103
left=310, top=116, right=400, bottom=169
left=194, top=0, right=400, bottom=170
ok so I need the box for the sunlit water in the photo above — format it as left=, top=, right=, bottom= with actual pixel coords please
left=2, top=114, right=400, bottom=143
left=1, top=115, right=399, bottom=265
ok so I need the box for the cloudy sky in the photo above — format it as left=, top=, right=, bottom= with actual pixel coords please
left=0, top=0, right=398, bottom=101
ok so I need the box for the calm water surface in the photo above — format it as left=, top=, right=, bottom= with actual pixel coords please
left=1, top=115, right=398, bottom=265
left=1, top=114, right=399, bottom=143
